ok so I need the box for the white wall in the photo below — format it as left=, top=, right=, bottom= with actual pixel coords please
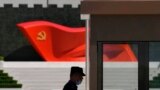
left=1, top=62, right=160, bottom=90
left=2, top=62, right=86, bottom=90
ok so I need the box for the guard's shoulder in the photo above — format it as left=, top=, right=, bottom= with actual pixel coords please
left=63, top=81, right=77, bottom=90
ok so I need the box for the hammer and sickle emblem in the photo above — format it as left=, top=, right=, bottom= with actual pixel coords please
left=37, top=31, right=46, bottom=40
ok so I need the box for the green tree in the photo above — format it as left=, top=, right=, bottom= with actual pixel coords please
left=0, top=56, right=4, bottom=60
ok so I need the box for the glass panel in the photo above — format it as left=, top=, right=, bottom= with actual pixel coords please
left=103, top=44, right=138, bottom=90
left=149, top=42, right=160, bottom=90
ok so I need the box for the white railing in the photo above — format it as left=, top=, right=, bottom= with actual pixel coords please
left=0, top=89, right=22, bottom=90
left=48, top=0, right=82, bottom=8
left=0, top=0, right=47, bottom=8
left=2, top=62, right=159, bottom=68
left=2, top=62, right=85, bottom=68
left=0, top=0, right=82, bottom=8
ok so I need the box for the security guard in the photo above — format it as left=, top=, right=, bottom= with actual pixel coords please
left=63, top=66, right=85, bottom=90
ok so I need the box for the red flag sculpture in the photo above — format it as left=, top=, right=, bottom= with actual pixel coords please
left=103, top=44, right=137, bottom=62
left=17, top=21, right=137, bottom=62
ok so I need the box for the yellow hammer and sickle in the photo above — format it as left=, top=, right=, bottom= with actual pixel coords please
left=37, top=31, right=46, bottom=40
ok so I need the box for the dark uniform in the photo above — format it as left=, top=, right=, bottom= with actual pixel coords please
left=63, top=80, right=77, bottom=90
